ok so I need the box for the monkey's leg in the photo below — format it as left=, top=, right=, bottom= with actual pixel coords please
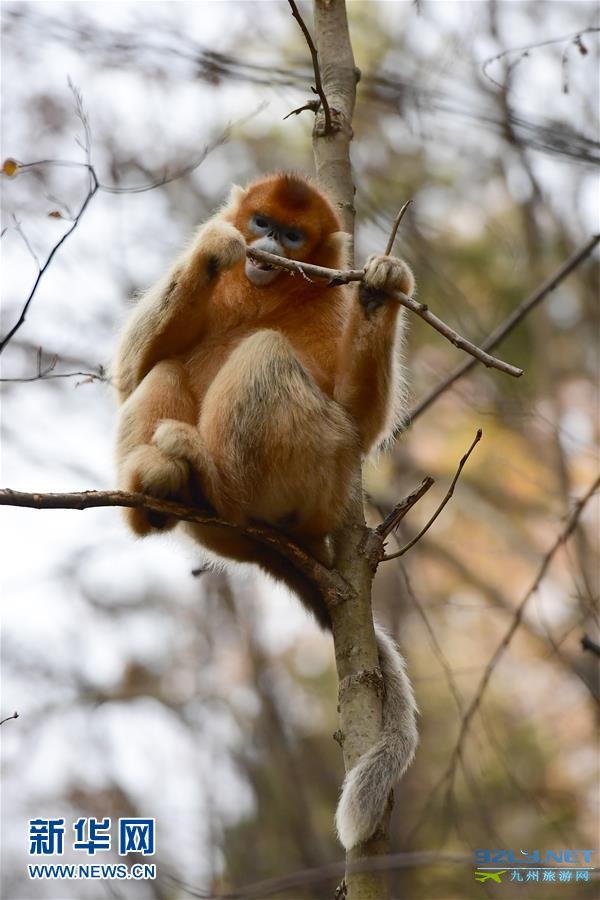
left=334, top=255, right=414, bottom=453
left=196, top=329, right=360, bottom=532
left=116, top=360, right=199, bottom=536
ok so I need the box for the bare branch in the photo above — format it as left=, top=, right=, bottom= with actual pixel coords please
left=283, top=99, right=320, bottom=120
left=0, top=104, right=252, bottom=353
left=382, top=429, right=482, bottom=561
left=0, top=347, right=108, bottom=384
left=0, top=367, right=108, bottom=385
left=0, top=711, right=19, bottom=727
left=384, top=199, right=412, bottom=256
left=287, top=0, right=332, bottom=133
left=246, top=248, right=523, bottom=377
left=401, top=297, right=523, bottom=377
left=482, top=27, right=600, bottom=89
left=97, top=130, right=232, bottom=195
left=409, top=233, right=600, bottom=421
left=10, top=136, right=226, bottom=196
left=581, top=634, right=600, bottom=658
left=11, top=215, right=41, bottom=270
left=445, top=474, right=600, bottom=779
left=0, top=179, right=99, bottom=355
left=67, top=77, right=93, bottom=173
left=0, top=488, right=353, bottom=607
left=247, top=246, right=362, bottom=282
left=375, top=476, right=435, bottom=539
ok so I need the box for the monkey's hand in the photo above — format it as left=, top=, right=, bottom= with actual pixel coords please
left=197, top=220, right=246, bottom=276
left=360, top=254, right=415, bottom=316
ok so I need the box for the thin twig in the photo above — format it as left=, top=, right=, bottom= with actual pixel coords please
left=384, top=200, right=412, bottom=256
left=408, top=233, right=600, bottom=421
left=247, top=247, right=362, bottom=283
left=11, top=135, right=228, bottom=196
left=401, top=297, right=522, bottom=376
left=246, top=248, right=523, bottom=377
left=0, top=348, right=108, bottom=384
left=0, top=368, right=108, bottom=385
left=382, top=429, right=482, bottom=561
left=397, top=565, right=504, bottom=843
left=287, top=0, right=332, bottom=133
left=581, top=634, right=600, bottom=658
left=283, top=100, right=320, bottom=120
left=444, top=474, right=600, bottom=782
left=376, top=476, right=435, bottom=539
left=403, top=474, right=600, bottom=845
left=68, top=77, right=94, bottom=193
left=0, top=711, right=19, bottom=726
left=482, top=27, right=600, bottom=89
left=12, top=215, right=41, bottom=270
left=1, top=101, right=252, bottom=353
left=0, top=179, right=99, bottom=355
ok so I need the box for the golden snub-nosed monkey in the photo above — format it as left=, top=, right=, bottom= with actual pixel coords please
left=114, top=172, right=418, bottom=849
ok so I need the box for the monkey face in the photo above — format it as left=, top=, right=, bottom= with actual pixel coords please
left=244, top=213, right=305, bottom=286
left=232, top=173, right=344, bottom=286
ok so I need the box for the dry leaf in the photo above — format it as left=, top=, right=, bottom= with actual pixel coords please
left=2, top=158, right=19, bottom=177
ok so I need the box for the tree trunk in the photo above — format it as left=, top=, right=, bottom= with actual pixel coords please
left=312, top=2, right=392, bottom=897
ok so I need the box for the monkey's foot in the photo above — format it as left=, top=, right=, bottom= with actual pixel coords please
left=121, top=444, right=191, bottom=536
left=360, top=254, right=415, bottom=316
left=152, top=419, right=220, bottom=509
left=153, top=420, right=218, bottom=480
left=363, top=254, right=414, bottom=296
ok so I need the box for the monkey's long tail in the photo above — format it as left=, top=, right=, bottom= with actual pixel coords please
left=253, top=548, right=418, bottom=849
left=334, top=624, right=419, bottom=850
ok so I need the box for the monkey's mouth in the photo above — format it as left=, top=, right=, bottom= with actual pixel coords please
left=245, top=258, right=280, bottom=287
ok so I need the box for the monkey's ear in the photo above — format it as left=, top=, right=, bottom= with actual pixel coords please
left=323, top=230, right=352, bottom=268
left=220, top=183, right=248, bottom=216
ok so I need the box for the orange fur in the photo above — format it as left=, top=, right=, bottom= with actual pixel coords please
left=114, top=172, right=414, bottom=576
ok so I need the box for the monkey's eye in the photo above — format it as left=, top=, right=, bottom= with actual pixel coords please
left=282, top=229, right=304, bottom=249
left=250, top=214, right=270, bottom=234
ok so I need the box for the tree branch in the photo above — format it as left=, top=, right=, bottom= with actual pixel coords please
left=382, top=429, right=482, bottom=561
left=0, top=176, right=99, bottom=355
left=308, top=3, right=391, bottom=897
left=0, top=711, right=19, bottom=727
left=408, top=233, right=600, bottom=421
left=482, top=27, right=600, bottom=90
left=1, top=101, right=262, bottom=354
left=375, top=476, right=435, bottom=539
left=444, top=473, right=600, bottom=782
left=0, top=488, right=353, bottom=607
left=384, top=199, right=412, bottom=257
left=287, top=0, right=332, bottom=133
left=581, top=634, right=600, bottom=658
left=246, top=247, right=523, bottom=377
left=0, top=348, right=108, bottom=384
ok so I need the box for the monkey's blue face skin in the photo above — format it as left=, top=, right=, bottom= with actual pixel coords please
left=249, top=214, right=305, bottom=249
left=245, top=214, right=306, bottom=287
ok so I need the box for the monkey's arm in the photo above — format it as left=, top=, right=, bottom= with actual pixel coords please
left=114, top=219, right=245, bottom=402
left=334, top=255, right=414, bottom=452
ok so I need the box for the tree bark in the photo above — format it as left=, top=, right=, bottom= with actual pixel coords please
left=312, top=2, right=392, bottom=897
